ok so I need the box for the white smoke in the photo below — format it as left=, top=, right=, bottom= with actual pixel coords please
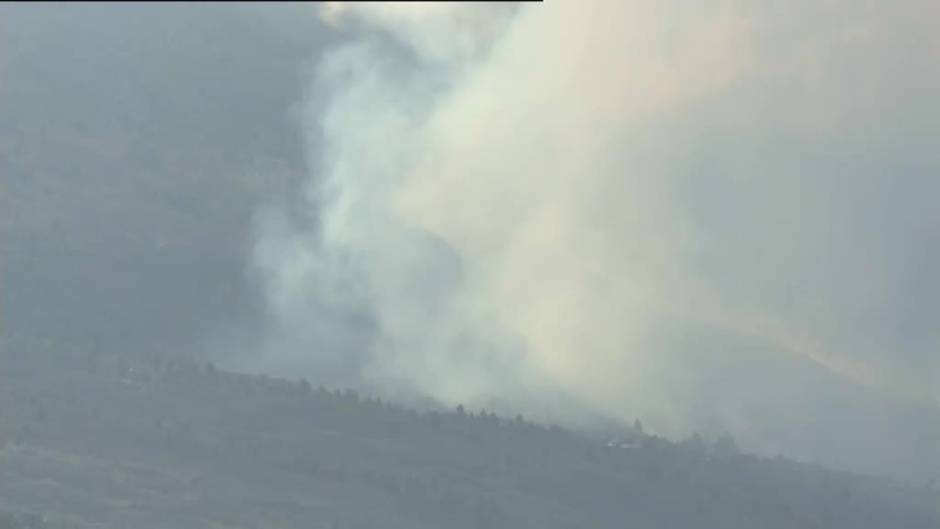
left=251, top=1, right=940, bottom=478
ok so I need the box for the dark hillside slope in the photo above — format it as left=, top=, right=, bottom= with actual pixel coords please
left=1, top=351, right=937, bottom=529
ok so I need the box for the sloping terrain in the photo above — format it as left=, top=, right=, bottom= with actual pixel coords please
left=1, top=350, right=937, bottom=529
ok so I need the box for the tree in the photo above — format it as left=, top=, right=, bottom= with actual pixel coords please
left=683, top=433, right=707, bottom=455
left=713, top=433, right=739, bottom=459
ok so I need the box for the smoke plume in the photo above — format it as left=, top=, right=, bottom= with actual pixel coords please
left=249, top=1, right=940, bottom=479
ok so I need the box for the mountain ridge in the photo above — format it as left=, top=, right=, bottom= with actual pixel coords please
left=1, top=350, right=937, bottom=529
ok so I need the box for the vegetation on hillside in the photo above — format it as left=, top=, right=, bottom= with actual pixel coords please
left=1, top=350, right=937, bottom=529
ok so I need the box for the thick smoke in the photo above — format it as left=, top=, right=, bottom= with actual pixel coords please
left=251, top=1, right=940, bottom=478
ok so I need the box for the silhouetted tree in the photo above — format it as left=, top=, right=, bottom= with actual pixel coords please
left=713, top=433, right=739, bottom=459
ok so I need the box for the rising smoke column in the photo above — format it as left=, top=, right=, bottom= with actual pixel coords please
left=252, top=0, right=940, bottom=478
left=251, top=3, right=534, bottom=407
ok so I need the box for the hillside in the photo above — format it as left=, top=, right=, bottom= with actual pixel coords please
left=1, top=349, right=937, bottom=529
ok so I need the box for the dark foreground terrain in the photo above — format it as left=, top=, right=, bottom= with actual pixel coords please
left=1, top=348, right=937, bottom=529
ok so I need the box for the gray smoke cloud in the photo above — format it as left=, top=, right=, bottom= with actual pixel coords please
left=249, top=1, right=940, bottom=479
